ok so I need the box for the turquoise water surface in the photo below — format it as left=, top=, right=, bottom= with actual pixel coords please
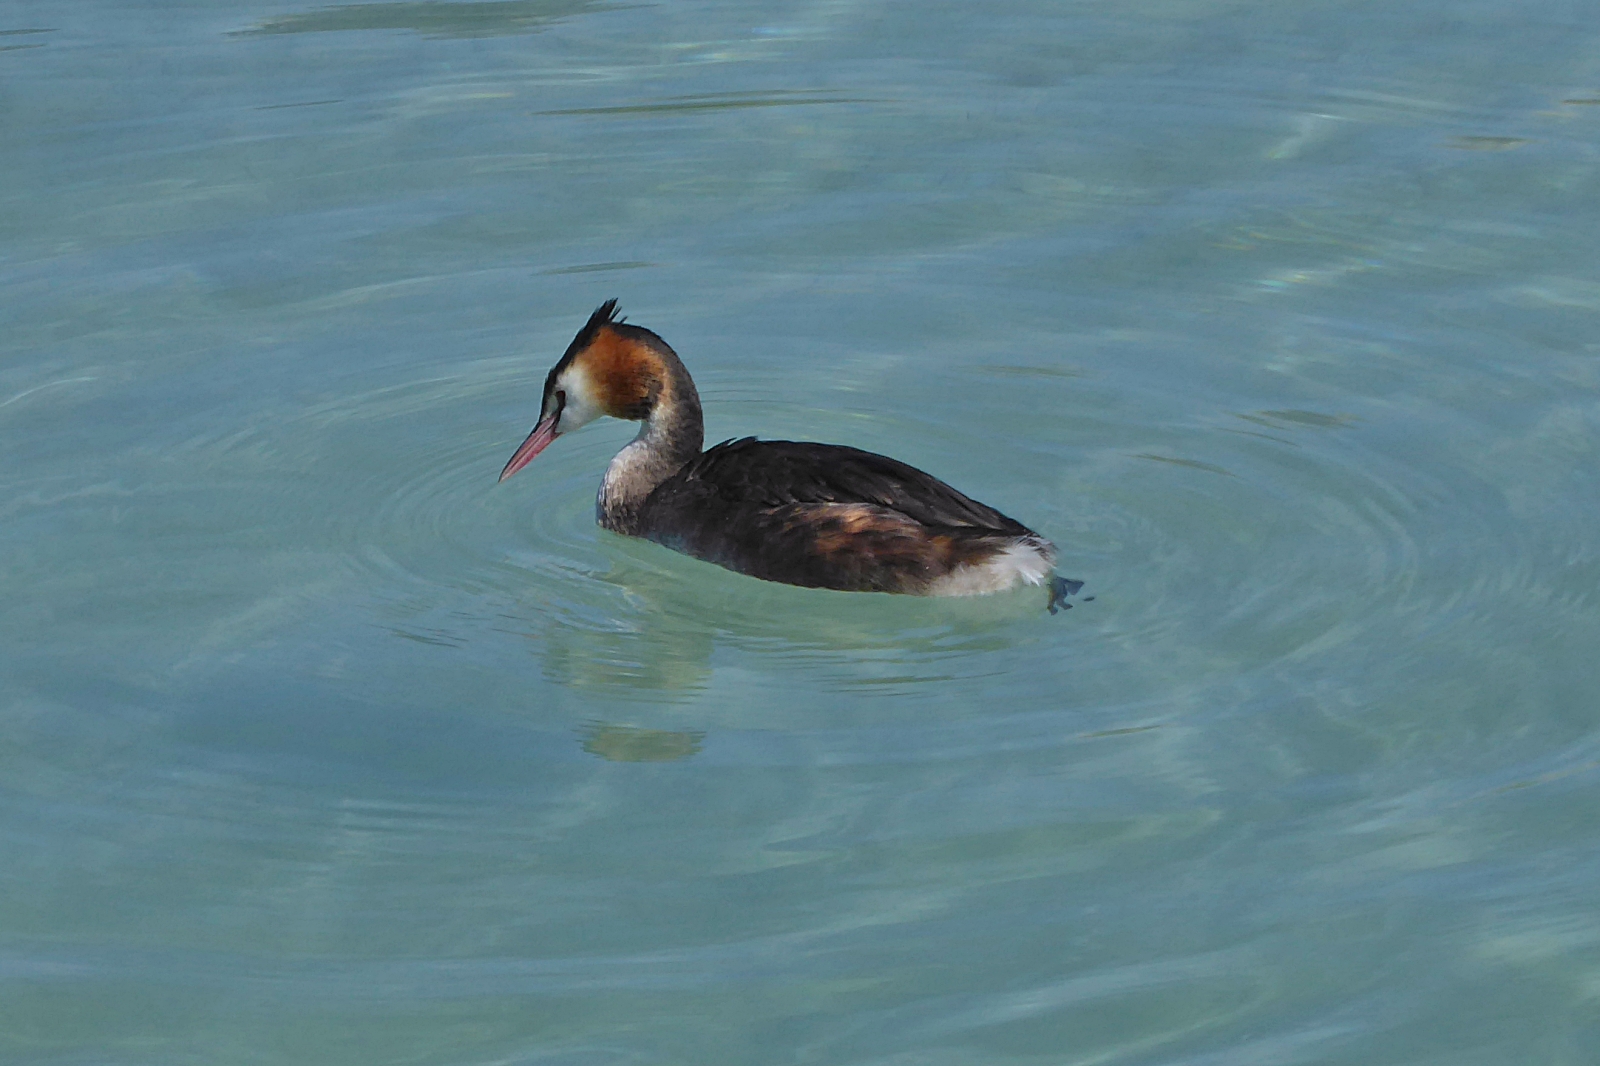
left=4, top=1, right=1600, bottom=1063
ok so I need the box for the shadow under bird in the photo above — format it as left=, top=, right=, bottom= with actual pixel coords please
left=499, top=301, right=1083, bottom=612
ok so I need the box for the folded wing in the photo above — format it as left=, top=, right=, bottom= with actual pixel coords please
left=638, top=439, right=1043, bottom=592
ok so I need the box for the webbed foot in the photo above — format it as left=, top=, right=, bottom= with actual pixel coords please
left=1047, top=575, right=1085, bottom=615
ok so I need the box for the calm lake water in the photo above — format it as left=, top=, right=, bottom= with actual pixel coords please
left=5, top=1, right=1600, bottom=1062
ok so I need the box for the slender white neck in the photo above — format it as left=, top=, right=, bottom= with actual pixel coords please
left=596, top=385, right=703, bottom=534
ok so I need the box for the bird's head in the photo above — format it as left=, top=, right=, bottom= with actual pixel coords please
left=498, top=300, right=672, bottom=482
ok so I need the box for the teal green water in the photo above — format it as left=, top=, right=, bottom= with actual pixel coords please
left=5, top=1, right=1600, bottom=1063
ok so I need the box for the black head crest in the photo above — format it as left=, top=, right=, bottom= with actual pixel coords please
left=549, top=299, right=625, bottom=384
left=583, top=299, right=623, bottom=337
left=593, top=298, right=622, bottom=326
left=570, top=299, right=625, bottom=350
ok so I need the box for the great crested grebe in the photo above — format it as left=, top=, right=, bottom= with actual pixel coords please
left=499, top=301, right=1083, bottom=612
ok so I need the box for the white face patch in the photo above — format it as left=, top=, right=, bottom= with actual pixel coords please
left=552, top=364, right=604, bottom=434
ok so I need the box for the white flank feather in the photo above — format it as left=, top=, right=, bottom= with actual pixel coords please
left=926, top=536, right=1056, bottom=597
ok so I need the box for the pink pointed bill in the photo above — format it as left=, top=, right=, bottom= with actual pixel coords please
left=498, top=413, right=559, bottom=482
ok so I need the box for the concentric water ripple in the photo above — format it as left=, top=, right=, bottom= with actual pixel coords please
left=8, top=4, right=1600, bottom=1059
left=125, top=325, right=1523, bottom=736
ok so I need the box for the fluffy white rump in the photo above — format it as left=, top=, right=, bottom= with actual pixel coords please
left=926, top=536, right=1056, bottom=597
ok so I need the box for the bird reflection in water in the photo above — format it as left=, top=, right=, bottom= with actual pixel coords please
left=533, top=557, right=717, bottom=697
left=580, top=722, right=704, bottom=762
